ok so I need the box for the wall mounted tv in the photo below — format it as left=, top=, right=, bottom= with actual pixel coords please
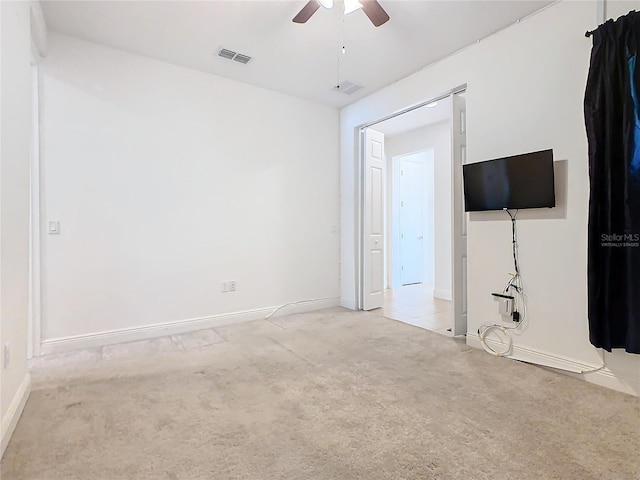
left=463, top=149, right=555, bottom=212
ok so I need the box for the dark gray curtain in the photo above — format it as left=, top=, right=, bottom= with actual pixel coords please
left=584, top=10, right=640, bottom=353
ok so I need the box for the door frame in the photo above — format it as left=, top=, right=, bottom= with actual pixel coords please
left=391, top=150, right=433, bottom=289
left=355, top=84, right=466, bottom=312
left=28, top=54, right=42, bottom=358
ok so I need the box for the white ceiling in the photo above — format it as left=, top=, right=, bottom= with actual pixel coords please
left=372, top=95, right=451, bottom=137
left=41, top=0, right=554, bottom=108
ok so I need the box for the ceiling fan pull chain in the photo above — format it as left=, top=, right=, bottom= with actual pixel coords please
left=336, top=16, right=343, bottom=88
left=342, top=14, right=346, bottom=55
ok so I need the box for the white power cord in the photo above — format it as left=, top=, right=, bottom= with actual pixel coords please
left=577, top=349, right=606, bottom=373
left=478, top=323, right=514, bottom=357
left=265, top=297, right=334, bottom=320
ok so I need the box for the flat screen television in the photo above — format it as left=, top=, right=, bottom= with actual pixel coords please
left=463, top=149, right=555, bottom=212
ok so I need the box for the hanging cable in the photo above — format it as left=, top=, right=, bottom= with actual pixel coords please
left=508, top=209, right=520, bottom=276
left=341, top=14, right=346, bottom=55
left=478, top=211, right=608, bottom=372
left=479, top=209, right=526, bottom=356
left=335, top=15, right=344, bottom=89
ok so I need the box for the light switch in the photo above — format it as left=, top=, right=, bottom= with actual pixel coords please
left=48, top=221, right=60, bottom=234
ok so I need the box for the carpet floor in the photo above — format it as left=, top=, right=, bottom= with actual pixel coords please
left=2, top=308, right=639, bottom=479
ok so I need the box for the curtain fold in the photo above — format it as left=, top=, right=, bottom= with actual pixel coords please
left=584, top=10, right=640, bottom=353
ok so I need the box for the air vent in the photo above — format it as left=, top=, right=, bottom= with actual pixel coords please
left=333, top=81, right=364, bottom=95
left=234, top=54, right=252, bottom=64
left=218, top=48, right=236, bottom=60
left=218, top=48, right=252, bottom=65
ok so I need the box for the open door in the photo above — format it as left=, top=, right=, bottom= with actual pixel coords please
left=361, top=128, right=385, bottom=310
left=451, top=92, right=467, bottom=335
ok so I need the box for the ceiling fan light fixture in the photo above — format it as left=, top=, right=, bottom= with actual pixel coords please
left=344, top=0, right=363, bottom=15
left=319, top=0, right=334, bottom=8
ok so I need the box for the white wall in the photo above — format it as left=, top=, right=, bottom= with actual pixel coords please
left=385, top=121, right=452, bottom=298
left=0, top=1, right=32, bottom=455
left=340, top=1, right=640, bottom=394
left=606, top=0, right=640, bottom=19
left=40, top=34, right=340, bottom=348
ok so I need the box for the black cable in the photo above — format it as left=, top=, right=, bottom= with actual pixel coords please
left=506, top=209, right=520, bottom=275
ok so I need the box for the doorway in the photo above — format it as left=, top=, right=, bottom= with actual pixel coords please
left=391, top=150, right=434, bottom=289
left=387, top=148, right=448, bottom=334
left=357, top=87, right=467, bottom=337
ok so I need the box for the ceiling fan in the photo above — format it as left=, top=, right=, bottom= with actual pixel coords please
left=293, top=0, right=390, bottom=27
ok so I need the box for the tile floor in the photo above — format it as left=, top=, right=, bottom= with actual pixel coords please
left=382, top=283, right=453, bottom=336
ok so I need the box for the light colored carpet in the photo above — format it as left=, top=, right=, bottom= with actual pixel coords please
left=2, top=308, right=639, bottom=480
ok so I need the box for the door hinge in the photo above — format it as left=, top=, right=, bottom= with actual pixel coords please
left=401, top=233, right=404, bottom=239
left=401, top=265, right=404, bottom=271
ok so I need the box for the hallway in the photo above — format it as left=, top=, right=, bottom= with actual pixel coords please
left=382, top=283, right=453, bottom=336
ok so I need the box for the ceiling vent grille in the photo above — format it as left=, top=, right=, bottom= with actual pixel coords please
left=333, top=81, right=364, bottom=95
left=218, top=48, right=236, bottom=60
left=218, top=48, right=252, bottom=65
left=233, top=54, right=252, bottom=64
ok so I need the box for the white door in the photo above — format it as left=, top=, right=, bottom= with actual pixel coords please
left=452, top=92, right=467, bottom=336
left=399, top=158, right=424, bottom=285
left=362, top=128, right=385, bottom=310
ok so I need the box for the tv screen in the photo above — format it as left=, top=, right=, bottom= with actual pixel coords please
left=463, top=149, right=555, bottom=212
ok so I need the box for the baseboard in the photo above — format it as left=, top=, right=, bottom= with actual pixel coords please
left=467, top=333, right=639, bottom=396
left=433, top=289, right=452, bottom=301
left=1, top=373, right=31, bottom=458
left=40, top=298, right=340, bottom=355
left=340, top=298, right=357, bottom=310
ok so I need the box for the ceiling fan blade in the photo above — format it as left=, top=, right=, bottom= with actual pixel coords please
left=361, top=0, right=390, bottom=27
left=292, top=0, right=321, bottom=23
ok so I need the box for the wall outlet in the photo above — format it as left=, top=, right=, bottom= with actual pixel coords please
left=3, top=343, right=10, bottom=369
left=229, top=280, right=237, bottom=292
left=221, top=281, right=228, bottom=293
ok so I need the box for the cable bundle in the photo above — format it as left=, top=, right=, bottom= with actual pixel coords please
left=479, top=210, right=527, bottom=356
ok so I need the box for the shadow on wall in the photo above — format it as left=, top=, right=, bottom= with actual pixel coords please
left=468, top=159, right=568, bottom=221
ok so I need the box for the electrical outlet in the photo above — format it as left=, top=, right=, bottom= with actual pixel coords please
left=229, top=280, right=237, bottom=292
left=221, top=281, right=228, bottom=293
left=3, top=343, right=10, bottom=369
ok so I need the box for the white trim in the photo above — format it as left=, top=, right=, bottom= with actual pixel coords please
left=340, top=297, right=357, bottom=310
left=467, top=333, right=639, bottom=397
left=40, top=298, right=340, bottom=355
left=356, top=127, right=365, bottom=310
left=28, top=59, right=41, bottom=359
left=1, top=374, right=31, bottom=458
left=29, top=1, right=48, bottom=57
left=391, top=154, right=400, bottom=289
left=433, top=289, right=452, bottom=301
